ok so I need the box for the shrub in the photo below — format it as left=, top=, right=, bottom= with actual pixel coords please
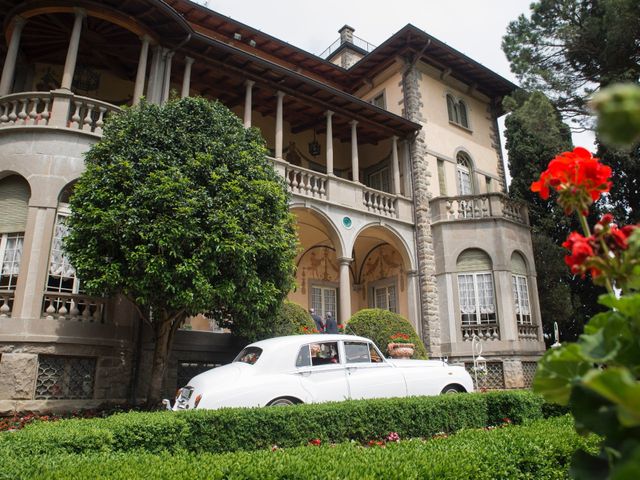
left=346, top=309, right=428, bottom=359
left=269, top=301, right=315, bottom=338
left=0, top=390, right=559, bottom=456
left=0, top=416, right=599, bottom=479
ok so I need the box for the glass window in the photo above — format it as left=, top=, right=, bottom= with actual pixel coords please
left=233, top=346, right=263, bottom=365
left=456, top=154, right=473, bottom=196
left=309, top=342, right=340, bottom=366
left=374, top=284, right=397, bottom=313
left=369, top=343, right=384, bottom=363
left=311, top=286, right=337, bottom=321
left=345, top=342, right=371, bottom=363
left=458, top=101, right=469, bottom=128
left=368, top=167, right=390, bottom=193
left=446, top=95, right=457, bottom=123
left=458, top=272, right=497, bottom=325
left=0, top=232, right=24, bottom=290
left=47, top=214, right=80, bottom=294
left=371, top=92, right=386, bottom=109
left=296, top=345, right=311, bottom=367
left=512, top=275, right=532, bottom=325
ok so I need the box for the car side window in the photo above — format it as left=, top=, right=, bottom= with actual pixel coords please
left=344, top=342, right=371, bottom=363
left=309, top=342, right=340, bottom=366
left=369, top=343, right=384, bottom=363
left=296, top=345, right=311, bottom=367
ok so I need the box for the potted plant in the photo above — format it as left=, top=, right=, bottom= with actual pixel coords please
left=387, top=333, right=415, bottom=359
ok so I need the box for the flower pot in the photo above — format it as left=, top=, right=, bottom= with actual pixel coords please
left=387, top=342, right=415, bottom=359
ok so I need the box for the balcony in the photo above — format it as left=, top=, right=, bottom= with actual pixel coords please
left=430, top=193, right=529, bottom=226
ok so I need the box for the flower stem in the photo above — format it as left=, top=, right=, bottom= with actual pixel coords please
left=578, top=213, right=591, bottom=238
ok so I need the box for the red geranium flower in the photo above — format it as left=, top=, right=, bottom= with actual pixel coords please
left=531, top=147, right=612, bottom=214
left=562, top=232, right=596, bottom=277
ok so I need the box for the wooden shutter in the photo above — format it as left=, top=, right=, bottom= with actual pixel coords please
left=0, top=176, right=30, bottom=234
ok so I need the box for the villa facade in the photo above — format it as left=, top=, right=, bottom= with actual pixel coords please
left=0, top=0, right=545, bottom=412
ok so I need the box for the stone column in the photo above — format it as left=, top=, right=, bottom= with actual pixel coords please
left=402, top=140, right=412, bottom=196
left=146, top=45, right=163, bottom=104
left=161, top=50, right=174, bottom=104
left=181, top=56, right=194, bottom=98
left=407, top=270, right=420, bottom=336
left=11, top=206, right=58, bottom=320
left=243, top=80, right=254, bottom=128
left=338, top=257, right=352, bottom=324
left=275, top=91, right=285, bottom=159
left=0, top=16, right=26, bottom=96
left=325, top=110, right=334, bottom=175
left=350, top=120, right=359, bottom=183
left=392, top=136, right=401, bottom=194
left=61, top=9, right=86, bottom=90
left=133, top=35, right=151, bottom=105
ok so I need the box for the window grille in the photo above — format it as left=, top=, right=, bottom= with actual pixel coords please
left=35, top=355, right=96, bottom=399
left=465, top=361, right=505, bottom=390
left=177, top=362, right=220, bottom=389
left=522, top=361, right=538, bottom=388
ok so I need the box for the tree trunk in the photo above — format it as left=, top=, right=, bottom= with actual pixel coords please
left=146, top=316, right=177, bottom=408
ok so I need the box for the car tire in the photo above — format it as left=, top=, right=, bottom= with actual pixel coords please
left=440, top=384, right=465, bottom=394
left=267, top=397, right=299, bottom=406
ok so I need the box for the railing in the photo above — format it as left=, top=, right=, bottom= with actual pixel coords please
left=430, top=193, right=529, bottom=226
left=42, top=293, right=106, bottom=323
left=319, top=35, right=377, bottom=58
left=0, top=90, right=120, bottom=136
left=462, top=323, right=500, bottom=341
left=0, top=291, right=14, bottom=318
left=363, top=187, right=397, bottom=217
left=518, top=324, right=539, bottom=341
left=0, top=92, right=52, bottom=127
left=284, top=164, right=327, bottom=200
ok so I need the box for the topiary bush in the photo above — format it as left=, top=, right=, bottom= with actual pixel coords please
left=267, top=301, right=315, bottom=338
left=346, top=309, right=428, bottom=359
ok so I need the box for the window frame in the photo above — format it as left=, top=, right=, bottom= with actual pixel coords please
left=512, top=274, right=532, bottom=325
left=0, top=231, right=24, bottom=291
left=446, top=93, right=471, bottom=130
left=46, top=208, right=81, bottom=295
left=310, top=283, right=338, bottom=323
left=456, top=154, right=474, bottom=196
left=370, top=90, right=386, bottom=109
left=457, top=271, right=497, bottom=326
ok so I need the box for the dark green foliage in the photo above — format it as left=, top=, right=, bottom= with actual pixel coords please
left=0, top=416, right=598, bottom=480
left=0, top=391, right=557, bottom=457
left=269, top=301, right=315, bottom=338
left=346, top=309, right=428, bottom=359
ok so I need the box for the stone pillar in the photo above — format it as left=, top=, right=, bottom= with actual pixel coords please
left=0, top=16, right=26, bottom=96
left=146, top=45, right=163, bottom=104
left=392, top=136, right=401, bottom=194
left=402, top=140, right=412, bottom=196
left=243, top=80, right=254, bottom=128
left=350, top=120, right=359, bottom=183
left=161, top=50, right=174, bottom=104
left=133, top=35, right=151, bottom=105
left=275, top=91, right=285, bottom=159
left=61, top=9, right=86, bottom=90
left=407, top=270, right=420, bottom=336
left=11, top=206, right=58, bottom=320
left=402, top=63, right=441, bottom=356
left=181, top=56, right=194, bottom=98
left=338, top=257, right=352, bottom=323
left=325, top=110, right=334, bottom=175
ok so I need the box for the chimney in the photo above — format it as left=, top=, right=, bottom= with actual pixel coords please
left=339, top=25, right=355, bottom=45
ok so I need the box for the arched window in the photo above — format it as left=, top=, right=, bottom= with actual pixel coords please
left=457, top=100, right=469, bottom=128
left=47, top=183, right=80, bottom=295
left=446, top=94, right=457, bottom=123
left=456, top=152, right=473, bottom=195
left=511, top=252, right=531, bottom=325
left=0, top=175, right=30, bottom=291
left=456, top=249, right=496, bottom=326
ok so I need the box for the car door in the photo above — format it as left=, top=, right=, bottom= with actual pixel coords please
left=296, top=341, right=349, bottom=403
left=343, top=341, right=407, bottom=400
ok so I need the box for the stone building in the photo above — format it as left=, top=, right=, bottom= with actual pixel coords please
left=0, top=0, right=544, bottom=412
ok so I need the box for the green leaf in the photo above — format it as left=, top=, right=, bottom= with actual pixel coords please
left=533, top=344, right=591, bottom=405
left=582, top=368, right=640, bottom=427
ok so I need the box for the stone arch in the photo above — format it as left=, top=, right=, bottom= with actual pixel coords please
left=290, top=204, right=345, bottom=259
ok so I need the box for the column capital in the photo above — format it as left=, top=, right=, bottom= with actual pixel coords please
left=12, top=15, right=26, bottom=29
left=184, top=56, right=195, bottom=65
left=337, top=257, right=353, bottom=266
left=140, top=34, right=152, bottom=44
left=325, top=109, right=334, bottom=118
left=276, top=90, right=285, bottom=98
left=72, top=7, right=87, bottom=18
left=164, top=50, right=175, bottom=60
left=245, top=79, right=255, bottom=88
left=392, top=135, right=399, bottom=142
left=349, top=119, right=358, bottom=127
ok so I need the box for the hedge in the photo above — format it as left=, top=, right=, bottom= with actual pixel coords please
left=0, top=416, right=598, bottom=480
left=0, top=391, right=560, bottom=457
left=270, top=301, right=316, bottom=338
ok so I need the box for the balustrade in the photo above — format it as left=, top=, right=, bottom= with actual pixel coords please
left=42, top=293, right=106, bottom=323
left=445, top=195, right=490, bottom=220
left=0, top=291, right=14, bottom=318
left=517, top=324, right=539, bottom=340
left=284, top=164, right=327, bottom=199
left=0, top=92, right=51, bottom=127
left=68, top=96, right=114, bottom=135
left=462, top=323, right=500, bottom=341
left=431, top=193, right=529, bottom=226
left=363, top=187, right=397, bottom=217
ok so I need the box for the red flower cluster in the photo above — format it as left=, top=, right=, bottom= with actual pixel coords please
left=367, top=439, right=385, bottom=447
left=309, top=438, right=322, bottom=446
left=531, top=147, right=612, bottom=214
left=390, top=333, right=411, bottom=343
left=301, top=326, right=319, bottom=334
left=387, top=432, right=400, bottom=442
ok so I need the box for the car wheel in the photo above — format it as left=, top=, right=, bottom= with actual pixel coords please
left=440, top=384, right=465, bottom=394
left=267, top=397, right=297, bottom=406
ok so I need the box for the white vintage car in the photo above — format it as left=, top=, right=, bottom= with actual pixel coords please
left=168, top=334, right=474, bottom=410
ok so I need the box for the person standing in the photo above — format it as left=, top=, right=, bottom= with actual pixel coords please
left=324, top=312, right=338, bottom=334
left=310, top=308, right=324, bottom=333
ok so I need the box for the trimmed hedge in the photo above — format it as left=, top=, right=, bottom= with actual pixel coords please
left=346, top=309, right=428, bottom=359
left=1, top=391, right=555, bottom=456
left=270, top=301, right=316, bottom=337
left=0, top=416, right=598, bottom=479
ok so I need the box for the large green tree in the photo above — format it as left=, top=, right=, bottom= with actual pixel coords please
left=503, top=0, right=640, bottom=225
left=65, top=97, right=298, bottom=405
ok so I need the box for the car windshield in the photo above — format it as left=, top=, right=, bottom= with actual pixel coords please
left=233, top=346, right=263, bottom=365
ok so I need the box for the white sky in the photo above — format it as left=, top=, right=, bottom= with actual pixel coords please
left=202, top=0, right=596, bottom=183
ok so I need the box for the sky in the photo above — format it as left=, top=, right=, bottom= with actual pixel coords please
left=201, top=0, right=595, bottom=183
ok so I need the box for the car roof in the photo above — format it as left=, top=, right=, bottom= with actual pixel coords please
left=248, top=334, right=374, bottom=350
